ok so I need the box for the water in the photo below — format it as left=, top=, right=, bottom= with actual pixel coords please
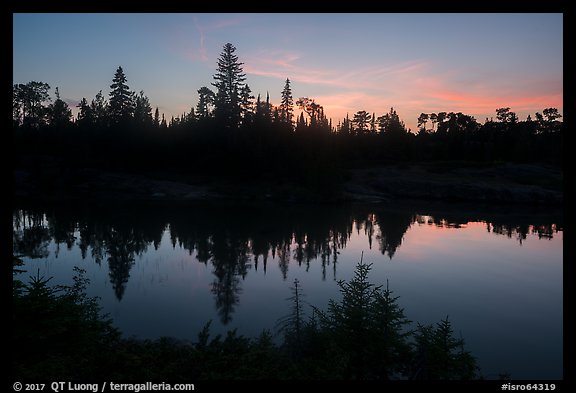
left=12, top=200, right=562, bottom=379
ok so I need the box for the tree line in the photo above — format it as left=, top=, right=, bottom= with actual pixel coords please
left=13, top=42, right=563, bottom=183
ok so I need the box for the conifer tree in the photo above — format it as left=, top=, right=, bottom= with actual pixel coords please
left=279, top=78, right=294, bottom=128
left=108, top=66, right=134, bottom=125
left=48, top=87, right=72, bottom=128
left=212, top=43, right=247, bottom=128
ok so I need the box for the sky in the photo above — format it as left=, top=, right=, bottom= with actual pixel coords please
left=13, top=13, right=563, bottom=131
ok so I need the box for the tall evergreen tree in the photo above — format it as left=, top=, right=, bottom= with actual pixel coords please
left=108, top=66, right=134, bottom=125
left=212, top=43, right=247, bottom=128
left=279, top=78, right=294, bottom=128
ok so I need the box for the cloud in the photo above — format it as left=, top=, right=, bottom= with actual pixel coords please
left=244, top=49, right=427, bottom=94
left=192, top=16, right=208, bottom=62
left=172, top=15, right=246, bottom=64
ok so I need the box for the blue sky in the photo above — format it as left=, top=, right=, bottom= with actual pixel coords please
left=13, top=13, right=563, bottom=131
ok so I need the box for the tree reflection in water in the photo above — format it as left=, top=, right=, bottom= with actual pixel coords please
left=13, top=201, right=562, bottom=323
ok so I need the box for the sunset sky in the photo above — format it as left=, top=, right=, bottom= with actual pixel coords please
left=13, top=13, right=563, bottom=131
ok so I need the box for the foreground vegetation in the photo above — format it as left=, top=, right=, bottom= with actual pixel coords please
left=13, top=255, right=480, bottom=380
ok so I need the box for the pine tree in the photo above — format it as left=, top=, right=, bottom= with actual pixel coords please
left=352, top=110, right=371, bottom=135
left=212, top=43, right=247, bottom=128
left=279, top=78, right=294, bottom=128
left=108, top=66, right=134, bottom=125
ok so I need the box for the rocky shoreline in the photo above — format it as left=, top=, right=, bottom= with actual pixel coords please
left=14, top=161, right=562, bottom=206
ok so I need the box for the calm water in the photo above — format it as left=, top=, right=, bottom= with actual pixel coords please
left=13, top=200, right=563, bottom=379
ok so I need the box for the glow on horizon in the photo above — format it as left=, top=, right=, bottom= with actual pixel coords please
left=13, top=13, right=563, bottom=131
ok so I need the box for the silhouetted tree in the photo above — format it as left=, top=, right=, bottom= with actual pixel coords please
left=108, top=66, right=134, bottom=125
left=153, top=107, right=160, bottom=127
left=496, top=107, right=517, bottom=123
left=76, top=98, right=93, bottom=127
left=536, top=108, right=562, bottom=134
left=352, top=110, right=371, bottom=135
left=338, top=113, right=352, bottom=135
left=377, top=107, right=406, bottom=135
left=296, top=96, right=330, bottom=132
left=542, top=107, right=562, bottom=122
left=91, top=90, right=109, bottom=129
left=412, top=316, right=477, bottom=380
left=417, top=113, right=429, bottom=131
left=279, top=78, right=294, bottom=128
left=239, top=84, right=255, bottom=125
left=196, top=86, right=215, bottom=119
left=13, top=81, right=51, bottom=128
left=47, top=87, right=72, bottom=128
left=255, top=92, right=273, bottom=126
left=133, top=90, right=153, bottom=126
left=429, top=113, right=438, bottom=131
left=212, top=43, right=247, bottom=128
left=315, top=260, right=412, bottom=379
left=436, top=112, right=448, bottom=133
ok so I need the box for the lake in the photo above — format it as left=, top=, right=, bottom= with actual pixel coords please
left=12, top=200, right=563, bottom=380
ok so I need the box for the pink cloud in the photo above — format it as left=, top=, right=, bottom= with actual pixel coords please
left=191, top=16, right=208, bottom=62
left=244, top=49, right=427, bottom=94
left=173, top=15, right=247, bottom=64
left=174, top=44, right=563, bottom=132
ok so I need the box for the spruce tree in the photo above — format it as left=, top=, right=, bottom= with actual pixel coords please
left=279, top=78, right=294, bottom=128
left=108, top=66, right=134, bottom=125
left=212, top=43, right=247, bottom=128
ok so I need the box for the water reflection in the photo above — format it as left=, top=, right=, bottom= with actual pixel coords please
left=12, top=201, right=562, bottom=323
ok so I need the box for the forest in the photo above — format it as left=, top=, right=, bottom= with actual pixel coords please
left=13, top=43, right=563, bottom=195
